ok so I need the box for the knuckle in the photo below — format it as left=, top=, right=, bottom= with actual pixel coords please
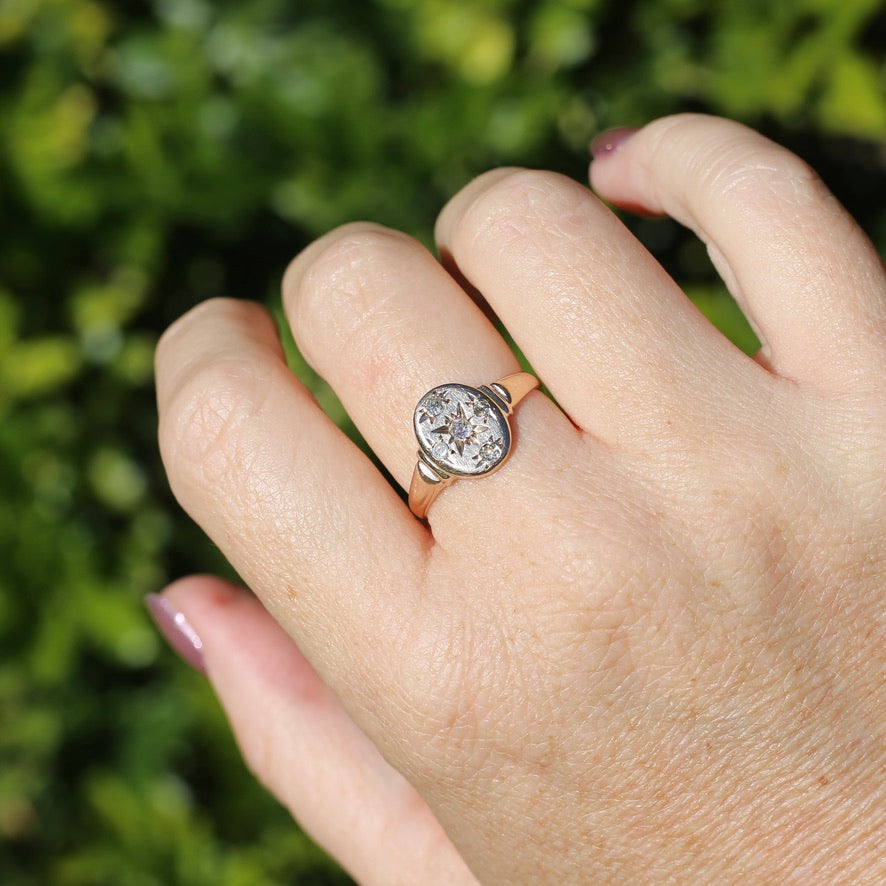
left=646, top=114, right=832, bottom=211
left=155, top=298, right=288, bottom=525
left=283, top=222, right=409, bottom=340
left=159, top=353, right=274, bottom=499
left=457, top=168, right=585, bottom=252
left=156, top=297, right=269, bottom=361
left=709, top=146, right=827, bottom=211
left=648, top=114, right=830, bottom=211
left=641, top=111, right=714, bottom=148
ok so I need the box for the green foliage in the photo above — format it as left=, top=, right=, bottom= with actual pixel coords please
left=0, top=0, right=882, bottom=881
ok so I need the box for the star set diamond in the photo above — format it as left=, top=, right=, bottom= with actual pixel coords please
left=414, top=384, right=510, bottom=477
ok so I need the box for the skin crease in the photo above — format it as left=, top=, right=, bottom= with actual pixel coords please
left=154, top=115, right=886, bottom=884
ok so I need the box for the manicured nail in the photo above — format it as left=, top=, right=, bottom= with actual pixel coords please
left=145, top=593, right=207, bottom=675
left=590, top=126, right=640, bottom=159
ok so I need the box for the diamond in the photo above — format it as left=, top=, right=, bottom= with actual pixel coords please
left=450, top=418, right=472, bottom=441
left=424, top=394, right=446, bottom=417
left=472, top=398, right=490, bottom=420
left=432, top=441, right=449, bottom=460
left=479, top=441, right=501, bottom=463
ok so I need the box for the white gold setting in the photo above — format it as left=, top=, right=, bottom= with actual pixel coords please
left=408, top=371, right=539, bottom=519
left=414, top=384, right=510, bottom=477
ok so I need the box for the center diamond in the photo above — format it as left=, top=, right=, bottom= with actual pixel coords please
left=450, top=418, right=472, bottom=441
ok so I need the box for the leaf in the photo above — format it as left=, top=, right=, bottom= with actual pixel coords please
left=0, top=336, right=82, bottom=399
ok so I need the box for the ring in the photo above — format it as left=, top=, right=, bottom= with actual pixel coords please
left=408, top=371, right=540, bottom=519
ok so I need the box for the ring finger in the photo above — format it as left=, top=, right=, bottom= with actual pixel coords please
left=281, top=222, right=582, bottom=535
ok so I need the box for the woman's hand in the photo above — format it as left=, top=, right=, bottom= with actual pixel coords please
left=152, top=114, right=885, bottom=884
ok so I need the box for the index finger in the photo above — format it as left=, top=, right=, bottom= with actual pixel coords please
left=155, top=297, right=430, bottom=726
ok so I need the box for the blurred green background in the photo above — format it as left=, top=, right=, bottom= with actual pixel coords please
left=0, top=0, right=883, bottom=882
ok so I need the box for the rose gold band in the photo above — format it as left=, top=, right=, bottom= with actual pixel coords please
left=408, top=371, right=539, bottom=520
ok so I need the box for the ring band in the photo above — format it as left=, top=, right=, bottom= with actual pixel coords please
left=408, top=371, right=539, bottom=519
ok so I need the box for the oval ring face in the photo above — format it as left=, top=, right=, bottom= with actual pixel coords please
left=414, top=384, right=510, bottom=477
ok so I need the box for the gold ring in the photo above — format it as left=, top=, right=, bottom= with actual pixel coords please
left=408, top=371, right=539, bottom=519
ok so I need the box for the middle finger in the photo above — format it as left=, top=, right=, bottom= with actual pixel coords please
left=436, top=169, right=761, bottom=449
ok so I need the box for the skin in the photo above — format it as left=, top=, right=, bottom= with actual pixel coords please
left=154, top=115, right=886, bottom=884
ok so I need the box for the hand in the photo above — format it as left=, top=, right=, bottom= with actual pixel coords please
left=153, top=114, right=885, bottom=884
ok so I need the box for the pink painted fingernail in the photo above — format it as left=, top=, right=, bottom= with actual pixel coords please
left=146, top=593, right=207, bottom=675
left=590, top=126, right=640, bottom=159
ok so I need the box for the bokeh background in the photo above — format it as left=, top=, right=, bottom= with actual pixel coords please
left=1, top=0, right=884, bottom=883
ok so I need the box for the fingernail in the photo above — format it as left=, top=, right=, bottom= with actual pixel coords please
left=145, top=593, right=207, bottom=675
left=590, top=126, right=640, bottom=159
